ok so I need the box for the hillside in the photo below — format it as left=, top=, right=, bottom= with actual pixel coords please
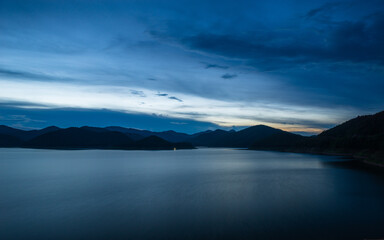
left=25, top=127, right=134, bottom=149
left=0, top=125, right=60, bottom=141
left=133, top=135, right=194, bottom=150
left=106, top=126, right=190, bottom=142
left=0, top=133, right=24, bottom=147
left=0, top=126, right=195, bottom=150
left=250, top=111, right=384, bottom=165
left=0, top=124, right=294, bottom=149
left=189, top=125, right=284, bottom=147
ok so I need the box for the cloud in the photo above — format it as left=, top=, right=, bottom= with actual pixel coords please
left=0, top=114, right=45, bottom=130
left=304, top=2, right=343, bottom=20
left=0, top=114, right=44, bottom=123
left=203, top=63, right=229, bottom=69
left=168, top=96, right=183, bottom=102
left=172, top=13, right=384, bottom=71
left=171, top=121, right=187, bottom=125
left=0, top=101, right=51, bottom=109
left=221, top=73, right=237, bottom=79
left=0, top=67, right=73, bottom=82
left=156, top=93, right=183, bottom=102
left=130, top=90, right=146, bottom=97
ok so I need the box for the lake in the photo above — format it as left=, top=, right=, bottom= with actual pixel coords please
left=0, top=148, right=383, bottom=239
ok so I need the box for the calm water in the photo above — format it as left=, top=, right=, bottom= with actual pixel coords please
left=0, top=148, right=383, bottom=240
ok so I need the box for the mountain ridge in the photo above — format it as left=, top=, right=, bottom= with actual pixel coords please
left=0, top=126, right=195, bottom=150
left=1, top=110, right=383, bottom=165
left=249, top=111, right=384, bottom=165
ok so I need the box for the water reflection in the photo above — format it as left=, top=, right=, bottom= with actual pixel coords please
left=0, top=148, right=383, bottom=240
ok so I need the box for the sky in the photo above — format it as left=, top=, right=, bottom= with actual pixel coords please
left=0, top=0, right=383, bottom=134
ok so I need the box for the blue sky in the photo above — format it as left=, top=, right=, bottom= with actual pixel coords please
left=0, top=0, right=383, bottom=134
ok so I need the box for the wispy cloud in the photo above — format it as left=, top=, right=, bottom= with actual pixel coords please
left=171, top=121, right=187, bottom=125
left=221, top=73, right=237, bottom=79
left=203, top=63, right=229, bottom=69
left=130, top=90, right=146, bottom=97
left=156, top=92, right=183, bottom=102
left=168, top=96, right=183, bottom=102
left=0, top=114, right=45, bottom=130
left=304, top=2, right=343, bottom=20
left=0, top=67, right=73, bottom=82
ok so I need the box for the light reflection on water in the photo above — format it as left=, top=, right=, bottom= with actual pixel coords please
left=0, top=148, right=383, bottom=240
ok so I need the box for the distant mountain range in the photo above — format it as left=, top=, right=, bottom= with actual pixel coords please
left=188, top=125, right=284, bottom=147
left=1, top=111, right=383, bottom=164
left=0, top=124, right=286, bottom=150
left=0, top=126, right=194, bottom=150
left=105, top=126, right=191, bottom=142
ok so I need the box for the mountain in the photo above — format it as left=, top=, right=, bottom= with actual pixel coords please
left=25, top=127, right=135, bottom=149
left=106, top=126, right=190, bottom=142
left=154, top=130, right=191, bottom=143
left=230, top=125, right=285, bottom=147
left=250, top=131, right=306, bottom=150
left=319, top=111, right=384, bottom=138
left=1, top=111, right=383, bottom=161
left=105, top=126, right=150, bottom=141
left=0, top=125, right=29, bottom=140
left=79, top=126, right=111, bottom=133
left=106, top=126, right=284, bottom=147
left=133, top=135, right=194, bottom=150
left=189, top=125, right=284, bottom=147
left=249, top=111, right=384, bottom=164
left=0, top=126, right=195, bottom=150
left=189, top=129, right=233, bottom=147
left=0, top=133, right=23, bottom=147
left=0, top=124, right=290, bottom=149
left=0, top=125, right=60, bottom=141
left=308, top=111, right=384, bottom=156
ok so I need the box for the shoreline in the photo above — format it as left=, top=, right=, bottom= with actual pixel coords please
left=0, top=146, right=196, bottom=151
left=361, top=159, right=384, bottom=168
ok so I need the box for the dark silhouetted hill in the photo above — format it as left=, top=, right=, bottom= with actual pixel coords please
left=0, top=125, right=60, bottom=141
left=0, top=126, right=195, bottom=150
left=0, top=133, right=23, bottom=147
left=105, top=126, right=150, bottom=141
left=0, top=125, right=29, bottom=140
left=319, top=111, right=384, bottom=138
left=1, top=124, right=291, bottom=149
left=189, top=129, right=232, bottom=147
left=232, top=125, right=285, bottom=147
left=250, top=131, right=306, bottom=150
left=133, top=135, right=194, bottom=150
left=307, top=111, right=384, bottom=161
left=155, top=130, right=191, bottom=142
left=25, top=127, right=134, bottom=149
left=106, top=126, right=190, bottom=142
left=249, top=111, right=384, bottom=164
left=189, top=125, right=284, bottom=147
